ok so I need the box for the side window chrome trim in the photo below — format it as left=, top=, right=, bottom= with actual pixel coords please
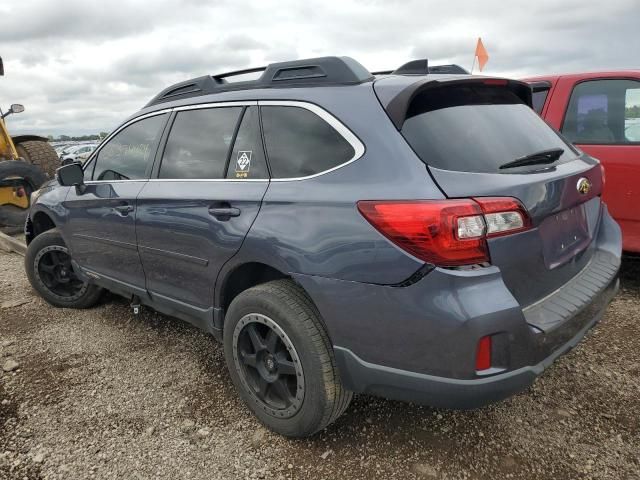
left=147, top=178, right=269, bottom=183
left=84, top=100, right=365, bottom=183
left=85, top=102, right=258, bottom=183
left=258, top=100, right=366, bottom=182
left=84, top=179, right=149, bottom=185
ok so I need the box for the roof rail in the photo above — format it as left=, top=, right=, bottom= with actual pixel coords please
left=372, top=61, right=470, bottom=76
left=145, top=56, right=374, bottom=107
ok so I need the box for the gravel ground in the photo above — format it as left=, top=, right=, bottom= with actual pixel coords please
left=0, top=250, right=639, bottom=480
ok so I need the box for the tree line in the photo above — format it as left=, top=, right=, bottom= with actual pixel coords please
left=626, top=105, right=640, bottom=119
left=47, top=132, right=110, bottom=142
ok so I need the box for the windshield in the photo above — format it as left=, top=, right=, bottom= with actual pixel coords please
left=401, top=84, right=576, bottom=173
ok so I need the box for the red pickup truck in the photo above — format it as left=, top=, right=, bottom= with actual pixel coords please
left=523, top=71, right=640, bottom=254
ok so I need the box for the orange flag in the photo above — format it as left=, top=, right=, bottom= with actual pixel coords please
left=475, top=37, right=489, bottom=72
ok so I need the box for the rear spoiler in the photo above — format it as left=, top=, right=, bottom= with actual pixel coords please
left=384, top=77, right=533, bottom=130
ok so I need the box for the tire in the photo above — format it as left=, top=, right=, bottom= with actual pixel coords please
left=0, top=160, right=48, bottom=227
left=0, top=204, right=30, bottom=227
left=15, top=140, right=60, bottom=178
left=223, top=279, right=352, bottom=437
left=25, top=228, right=103, bottom=309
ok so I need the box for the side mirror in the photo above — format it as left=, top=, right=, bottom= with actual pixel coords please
left=56, top=162, right=85, bottom=193
left=10, top=104, right=24, bottom=114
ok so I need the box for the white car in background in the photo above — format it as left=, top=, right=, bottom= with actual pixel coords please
left=57, top=144, right=80, bottom=157
left=53, top=144, right=73, bottom=155
left=60, top=144, right=97, bottom=164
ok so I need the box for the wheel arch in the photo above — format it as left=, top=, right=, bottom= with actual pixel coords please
left=215, top=260, right=336, bottom=346
left=217, top=262, right=290, bottom=316
left=25, top=209, right=57, bottom=245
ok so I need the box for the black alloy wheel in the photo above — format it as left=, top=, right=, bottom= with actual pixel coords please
left=34, top=245, right=87, bottom=300
left=232, top=313, right=305, bottom=418
left=25, top=228, right=103, bottom=309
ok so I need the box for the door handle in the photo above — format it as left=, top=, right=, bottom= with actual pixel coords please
left=208, top=206, right=241, bottom=220
left=114, top=204, right=134, bottom=215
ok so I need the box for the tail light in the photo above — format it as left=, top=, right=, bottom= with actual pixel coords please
left=473, top=197, right=531, bottom=238
left=357, top=197, right=531, bottom=267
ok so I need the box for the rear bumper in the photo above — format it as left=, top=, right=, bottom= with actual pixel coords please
left=293, top=204, right=622, bottom=409
left=333, top=275, right=618, bottom=409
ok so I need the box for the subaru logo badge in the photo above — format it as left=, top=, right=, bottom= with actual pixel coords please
left=577, top=177, right=591, bottom=195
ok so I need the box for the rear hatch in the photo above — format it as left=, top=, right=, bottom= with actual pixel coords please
left=375, top=77, right=604, bottom=307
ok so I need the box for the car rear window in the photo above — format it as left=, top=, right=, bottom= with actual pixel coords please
left=401, top=84, right=574, bottom=173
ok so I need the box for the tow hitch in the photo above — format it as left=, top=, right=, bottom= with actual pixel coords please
left=130, top=296, right=142, bottom=315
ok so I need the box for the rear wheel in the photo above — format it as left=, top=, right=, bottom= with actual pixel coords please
left=223, top=279, right=352, bottom=437
left=15, top=140, right=60, bottom=178
left=25, top=229, right=103, bottom=308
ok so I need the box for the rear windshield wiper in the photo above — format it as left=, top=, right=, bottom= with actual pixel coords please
left=499, top=148, right=564, bottom=170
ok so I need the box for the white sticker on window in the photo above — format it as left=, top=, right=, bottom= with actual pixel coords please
left=235, top=151, right=252, bottom=178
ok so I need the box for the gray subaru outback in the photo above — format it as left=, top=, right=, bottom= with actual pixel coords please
left=24, top=57, right=621, bottom=437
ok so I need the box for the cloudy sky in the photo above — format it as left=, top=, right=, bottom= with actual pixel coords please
left=1, top=0, right=638, bottom=137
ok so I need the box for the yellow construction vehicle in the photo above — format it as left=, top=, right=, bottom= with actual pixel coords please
left=0, top=55, right=57, bottom=229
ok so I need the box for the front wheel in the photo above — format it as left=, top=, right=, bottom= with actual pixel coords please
left=223, top=279, right=352, bottom=437
left=25, top=229, right=103, bottom=308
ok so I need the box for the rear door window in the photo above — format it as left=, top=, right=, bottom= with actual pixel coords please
left=561, top=79, right=640, bottom=144
left=91, top=113, right=168, bottom=181
left=401, top=84, right=574, bottom=173
left=261, top=106, right=355, bottom=178
left=159, top=107, right=242, bottom=179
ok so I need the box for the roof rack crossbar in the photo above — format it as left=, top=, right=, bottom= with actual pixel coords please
left=213, top=66, right=267, bottom=81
